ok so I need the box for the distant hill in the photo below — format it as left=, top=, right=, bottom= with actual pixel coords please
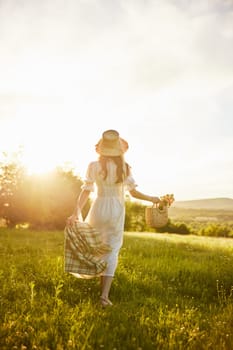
left=173, top=198, right=233, bottom=210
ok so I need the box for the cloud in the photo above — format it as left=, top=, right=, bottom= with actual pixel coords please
left=0, top=0, right=232, bottom=199
left=1, top=0, right=232, bottom=97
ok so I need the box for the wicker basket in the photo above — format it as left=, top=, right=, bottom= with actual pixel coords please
left=145, top=204, right=168, bottom=228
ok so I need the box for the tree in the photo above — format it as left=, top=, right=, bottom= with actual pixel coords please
left=125, top=198, right=152, bottom=232
left=155, top=219, right=191, bottom=234
left=199, top=223, right=232, bottom=238
left=0, top=151, right=25, bottom=227
left=0, top=151, right=85, bottom=229
left=12, top=168, right=85, bottom=229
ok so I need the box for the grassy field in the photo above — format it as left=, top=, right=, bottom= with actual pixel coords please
left=0, top=229, right=233, bottom=350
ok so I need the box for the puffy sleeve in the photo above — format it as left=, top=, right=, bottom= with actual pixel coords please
left=124, top=166, right=138, bottom=192
left=81, top=162, right=96, bottom=192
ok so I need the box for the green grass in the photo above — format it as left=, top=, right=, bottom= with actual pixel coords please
left=0, top=229, right=233, bottom=349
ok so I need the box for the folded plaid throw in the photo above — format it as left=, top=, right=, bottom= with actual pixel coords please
left=64, top=221, right=112, bottom=278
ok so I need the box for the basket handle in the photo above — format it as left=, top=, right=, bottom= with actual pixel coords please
left=152, top=203, right=159, bottom=208
left=152, top=202, right=167, bottom=211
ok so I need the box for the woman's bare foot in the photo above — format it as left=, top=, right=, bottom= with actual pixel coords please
left=100, top=296, right=113, bottom=307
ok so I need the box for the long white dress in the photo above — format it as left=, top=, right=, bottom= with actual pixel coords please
left=82, top=159, right=137, bottom=276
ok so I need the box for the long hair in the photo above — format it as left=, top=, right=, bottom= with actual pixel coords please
left=99, top=155, right=130, bottom=183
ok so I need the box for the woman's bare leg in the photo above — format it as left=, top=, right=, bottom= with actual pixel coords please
left=100, top=276, right=113, bottom=306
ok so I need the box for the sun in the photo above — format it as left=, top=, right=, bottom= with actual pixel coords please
left=16, top=119, right=66, bottom=175
left=20, top=143, right=58, bottom=175
left=23, top=156, right=56, bottom=175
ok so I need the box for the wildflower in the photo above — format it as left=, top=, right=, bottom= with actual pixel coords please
left=158, top=194, right=175, bottom=209
left=67, top=340, right=73, bottom=347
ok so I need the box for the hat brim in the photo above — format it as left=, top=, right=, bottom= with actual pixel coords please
left=95, top=138, right=128, bottom=156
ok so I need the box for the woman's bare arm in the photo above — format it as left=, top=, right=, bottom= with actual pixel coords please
left=67, top=189, right=91, bottom=224
left=129, top=188, right=160, bottom=203
left=75, top=189, right=91, bottom=214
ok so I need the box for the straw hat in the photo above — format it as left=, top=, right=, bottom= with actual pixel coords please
left=95, top=130, right=129, bottom=156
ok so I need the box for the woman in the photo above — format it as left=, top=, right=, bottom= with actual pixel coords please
left=67, top=129, right=160, bottom=307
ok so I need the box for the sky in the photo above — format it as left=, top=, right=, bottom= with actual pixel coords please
left=0, top=0, right=233, bottom=201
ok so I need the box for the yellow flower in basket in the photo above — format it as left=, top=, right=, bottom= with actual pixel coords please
left=158, top=194, right=175, bottom=210
left=145, top=194, right=175, bottom=229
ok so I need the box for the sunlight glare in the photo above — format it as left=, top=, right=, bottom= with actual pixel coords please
left=22, top=153, right=56, bottom=175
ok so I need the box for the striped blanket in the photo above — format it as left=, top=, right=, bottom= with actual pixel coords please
left=64, top=221, right=112, bottom=278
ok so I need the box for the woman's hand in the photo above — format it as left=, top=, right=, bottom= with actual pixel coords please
left=150, top=196, right=160, bottom=204
left=66, top=214, right=78, bottom=226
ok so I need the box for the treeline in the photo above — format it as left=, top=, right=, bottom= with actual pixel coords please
left=1, top=151, right=233, bottom=237
left=124, top=200, right=233, bottom=237
left=0, top=152, right=86, bottom=229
